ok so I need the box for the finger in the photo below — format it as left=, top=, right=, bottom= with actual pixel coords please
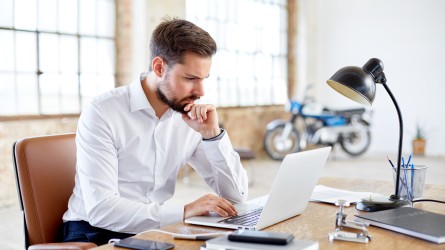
left=194, top=105, right=203, bottom=123
left=186, top=105, right=197, bottom=120
left=209, top=197, right=237, bottom=216
left=220, top=198, right=238, bottom=215
left=223, top=198, right=238, bottom=215
left=200, top=105, right=208, bottom=121
left=183, top=103, right=193, bottom=112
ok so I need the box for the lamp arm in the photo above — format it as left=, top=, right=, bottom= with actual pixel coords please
left=379, top=74, right=403, bottom=199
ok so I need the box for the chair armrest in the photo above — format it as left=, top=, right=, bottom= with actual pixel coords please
left=28, top=242, right=97, bottom=250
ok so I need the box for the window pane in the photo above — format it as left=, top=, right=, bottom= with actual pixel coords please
left=80, top=37, right=97, bottom=73
left=60, top=74, right=80, bottom=113
left=59, top=0, right=78, bottom=33
left=186, top=0, right=208, bottom=19
left=80, top=73, right=98, bottom=107
left=40, top=73, right=61, bottom=114
left=187, top=0, right=287, bottom=106
left=79, top=0, right=96, bottom=35
left=38, top=0, right=57, bottom=31
left=15, top=0, right=37, bottom=30
left=97, top=0, right=115, bottom=37
left=60, top=35, right=78, bottom=73
left=39, top=33, right=60, bottom=73
left=272, top=77, right=287, bottom=104
left=0, top=0, right=14, bottom=27
left=254, top=53, right=271, bottom=80
left=0, top=30, right=15, bottom=71
left=239, top=76, right=256, bottom=106
left=0, top=73, right=16, bottom=115
left=97, top=39, right=115, bottom=74
left=97, top=74, right=114, bottom=93
left=16, top=73, right=39, bottom=114
left=16, top=32, right=37, bottom=72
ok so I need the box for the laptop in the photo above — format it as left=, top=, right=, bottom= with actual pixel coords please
left=185, top=146, right=332, bottom=230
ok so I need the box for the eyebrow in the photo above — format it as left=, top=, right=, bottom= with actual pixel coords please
left=185, top=73, right=210, bottom=79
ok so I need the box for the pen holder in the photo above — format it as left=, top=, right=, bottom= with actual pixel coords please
left=392, top=165, right=428, bottom=201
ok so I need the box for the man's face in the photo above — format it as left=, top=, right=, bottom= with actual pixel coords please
left=156, top=52, right=212, bottom=114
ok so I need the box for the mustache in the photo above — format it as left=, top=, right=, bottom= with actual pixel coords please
left=179, top=95, right=200, bottom=103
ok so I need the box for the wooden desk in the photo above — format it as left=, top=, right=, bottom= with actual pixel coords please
left=94, top=177, right=445, bottom=249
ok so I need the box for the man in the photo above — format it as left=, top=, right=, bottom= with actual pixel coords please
left=60, top=18, right=248, bottom=245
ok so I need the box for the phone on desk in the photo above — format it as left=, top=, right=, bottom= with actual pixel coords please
left=114, top=237, right=174, bottom=250
left=228, top=229, right=294, bottom=245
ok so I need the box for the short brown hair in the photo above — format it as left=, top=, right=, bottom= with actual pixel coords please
left=149, top=18, right=217, bottom=69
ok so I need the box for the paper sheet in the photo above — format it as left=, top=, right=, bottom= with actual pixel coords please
left=310, top=185, right=383, bottom=204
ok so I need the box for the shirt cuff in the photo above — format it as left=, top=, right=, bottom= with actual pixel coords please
left=202, top=128, right=225, bottom=141
left=159, top=203, right=184, bottom=227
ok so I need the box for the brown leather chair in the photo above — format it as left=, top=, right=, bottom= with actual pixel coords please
left=13, top=133, right=97, bottom=250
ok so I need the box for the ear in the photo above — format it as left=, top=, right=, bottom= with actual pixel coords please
left=152, top=56, right=165, bottom=77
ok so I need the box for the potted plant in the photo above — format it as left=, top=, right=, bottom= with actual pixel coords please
left=412, top=123, right=427, bottom=156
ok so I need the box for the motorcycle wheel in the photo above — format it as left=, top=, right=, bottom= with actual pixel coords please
left=339, top=120, right=371, bottom=157
left=263, top=124, right=301, bottom=161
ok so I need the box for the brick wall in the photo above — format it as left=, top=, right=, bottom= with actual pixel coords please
left=0, top=117, right=79, bottom=209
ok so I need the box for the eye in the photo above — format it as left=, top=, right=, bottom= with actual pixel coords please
left=185, top=77, right=196, bottom=81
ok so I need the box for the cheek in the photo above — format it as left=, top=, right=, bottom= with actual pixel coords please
left=170, top=77, right=192, bottom=93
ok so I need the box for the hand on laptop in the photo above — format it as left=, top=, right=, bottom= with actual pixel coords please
left=184, top=194, right=238, bottom=219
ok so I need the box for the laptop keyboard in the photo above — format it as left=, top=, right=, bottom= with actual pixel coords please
left=218, top=207, right=263, bottom=226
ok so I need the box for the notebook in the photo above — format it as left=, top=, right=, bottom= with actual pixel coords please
left=355, top=207, right=445, bottom=244
left=205, top=234, right=319, bottom=250
left=185, top=146, right=332, bottom=230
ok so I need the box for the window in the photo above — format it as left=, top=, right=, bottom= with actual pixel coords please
left=0, top=0, right=115, bottom=116
left=186, top=0, right=288, bottom=107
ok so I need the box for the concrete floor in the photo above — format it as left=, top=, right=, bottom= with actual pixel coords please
left=1, top=151, right=444, bottom=249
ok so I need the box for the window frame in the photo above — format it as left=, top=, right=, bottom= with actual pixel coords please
left=0, top=0, right=116, bottom=119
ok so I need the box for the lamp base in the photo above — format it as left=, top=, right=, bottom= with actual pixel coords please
left=356, top=196, right=410, bottom=212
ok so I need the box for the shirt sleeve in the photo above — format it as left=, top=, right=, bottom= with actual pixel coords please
left=75, top=102, right=183, bottom=233
left=188, top=132, right=249, bottom=204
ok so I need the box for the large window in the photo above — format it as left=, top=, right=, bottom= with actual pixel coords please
left=0, top=0, right=115, bottom=116
left=186, top=0, right=288, bottom=107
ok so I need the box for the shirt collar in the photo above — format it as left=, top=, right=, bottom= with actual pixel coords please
left=129, top=73, right=175, bottom=119
left=129, top=74, right=152, bottom=113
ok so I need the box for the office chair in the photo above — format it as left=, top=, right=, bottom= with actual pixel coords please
left=13, top=133, right=97, bottom=250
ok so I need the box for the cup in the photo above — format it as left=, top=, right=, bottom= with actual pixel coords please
left=392, top=165, right=428, bottom=201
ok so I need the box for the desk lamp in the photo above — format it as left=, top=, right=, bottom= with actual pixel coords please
left=327, top=58, right=410, bottom=212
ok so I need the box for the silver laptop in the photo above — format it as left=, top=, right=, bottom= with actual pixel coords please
left=185, top=146, right=332, bottom=230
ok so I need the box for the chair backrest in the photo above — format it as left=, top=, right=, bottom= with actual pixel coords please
left=13, top=133, right=77, bottom=248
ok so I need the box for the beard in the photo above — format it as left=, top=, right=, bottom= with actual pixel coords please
left=156, top=76, right=200, bottom=114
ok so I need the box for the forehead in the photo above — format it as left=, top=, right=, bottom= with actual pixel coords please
left=171, top=52, right=212, bottom=77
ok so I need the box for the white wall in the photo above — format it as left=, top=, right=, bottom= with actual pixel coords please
left=298, top=0, right=445, bottom=156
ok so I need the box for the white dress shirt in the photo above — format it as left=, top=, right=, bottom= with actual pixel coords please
left=62, top=75, right=248, bottom=234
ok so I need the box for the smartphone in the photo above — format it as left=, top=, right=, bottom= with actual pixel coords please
left=114, top=237, right=175, bottom=250
left=228, top=229, right=294, bottom=245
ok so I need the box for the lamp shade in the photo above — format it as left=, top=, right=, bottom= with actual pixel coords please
left=326, top=58, right=386, bottom=106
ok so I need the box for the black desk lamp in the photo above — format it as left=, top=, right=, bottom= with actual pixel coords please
left=327, top=58, right=410, bottom=212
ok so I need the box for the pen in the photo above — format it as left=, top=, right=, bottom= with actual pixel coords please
left=387, top=156, right=409, bottom=196
left=402, top=157, right=410, bottom=198
left=174, top=234, right=224, bottom=240
left=411, top=163, right=415, bottom=200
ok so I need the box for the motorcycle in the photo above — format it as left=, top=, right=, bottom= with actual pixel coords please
left=264, top=98, right=372, bottom=160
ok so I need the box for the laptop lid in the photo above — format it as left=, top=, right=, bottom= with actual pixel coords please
left=185, top=146, right=332, bottom=230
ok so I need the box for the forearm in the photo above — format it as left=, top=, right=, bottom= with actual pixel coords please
left=191, top=133, right=249, bottom=203
left=84, top=193, right=183, bottom=233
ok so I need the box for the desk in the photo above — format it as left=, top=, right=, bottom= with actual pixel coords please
left=94, top=177, right=445, bottom=249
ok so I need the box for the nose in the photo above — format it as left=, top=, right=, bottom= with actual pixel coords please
left=193, top=80, right=205, bottom=97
